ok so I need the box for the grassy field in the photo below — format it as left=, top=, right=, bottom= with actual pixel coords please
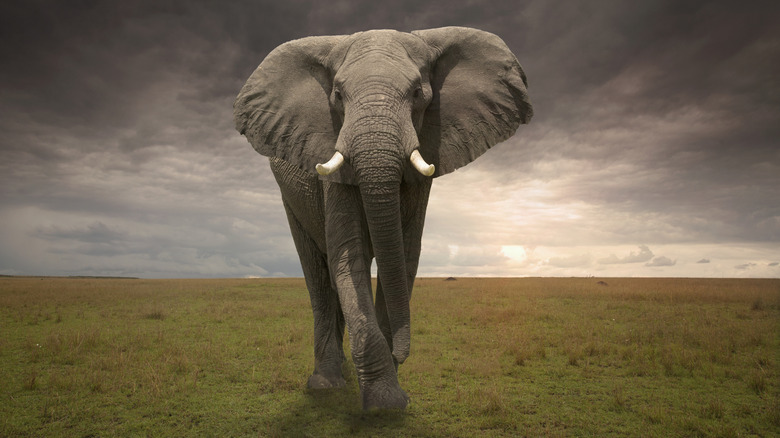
left=1, top=276, right=778, bottom=437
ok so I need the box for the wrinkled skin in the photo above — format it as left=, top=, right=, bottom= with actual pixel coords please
left=234, top=27, right=532, bottom=410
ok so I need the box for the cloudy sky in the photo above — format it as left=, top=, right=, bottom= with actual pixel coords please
left=1, top=0, right=779, bottom=278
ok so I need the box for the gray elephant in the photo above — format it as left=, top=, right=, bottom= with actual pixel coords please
left=234, top=26, right=532, bottom=410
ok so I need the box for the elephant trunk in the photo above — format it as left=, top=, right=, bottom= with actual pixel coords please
left=359, top=179, right=410, bottom=364
left=345, top=99, right=414, bottom=365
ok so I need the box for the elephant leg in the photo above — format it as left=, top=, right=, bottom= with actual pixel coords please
left=375, top=178, right=432, bottom=361
left=324, top=182, right=408, bottom=409
left=281, top=200, right=346, bottom=389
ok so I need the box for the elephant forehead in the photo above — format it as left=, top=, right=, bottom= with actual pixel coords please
left=338, top=54, right=419, bottom=86
left=339, top=30, right=430, bottom=68
left=349, top=29, right=406, bottom=47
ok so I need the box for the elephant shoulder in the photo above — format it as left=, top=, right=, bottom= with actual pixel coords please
left=269, top=158, right=327, bottom=248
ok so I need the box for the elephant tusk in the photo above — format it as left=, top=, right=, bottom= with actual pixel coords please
left=315, top=151, right=345, bottom=175
left=410, top=150, right=435, bottom=176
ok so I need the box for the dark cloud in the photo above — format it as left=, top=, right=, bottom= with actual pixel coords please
left=483, top=0, right=780, bottom=245
left=1, top=0, right=779, bottom=277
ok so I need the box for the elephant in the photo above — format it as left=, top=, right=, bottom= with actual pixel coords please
left=233, top=26, right=532, bottom=410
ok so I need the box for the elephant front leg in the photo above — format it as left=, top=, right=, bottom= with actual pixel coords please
left=279, top=200, right=345, bottom=389
left=301, top=251, right=346, bottom=389
left=324, top=183, right=409, bottom=410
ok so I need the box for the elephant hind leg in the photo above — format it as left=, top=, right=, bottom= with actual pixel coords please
left=281, top=200, right=346, bottom=389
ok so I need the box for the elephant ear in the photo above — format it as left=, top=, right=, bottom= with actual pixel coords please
left=234, top=36, right=346, bottom=177
left=412, top=27, right=533, bottom=177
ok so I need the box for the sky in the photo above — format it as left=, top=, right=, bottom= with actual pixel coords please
left=1, top=0, right=779, bottom=278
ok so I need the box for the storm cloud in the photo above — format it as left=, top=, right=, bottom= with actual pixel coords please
left=1, top=0, right=778, bottom=278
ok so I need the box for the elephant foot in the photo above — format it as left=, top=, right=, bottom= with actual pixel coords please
left=307, top=372, right=346, bottom=389
left=361, top=379, right=409, bottom=410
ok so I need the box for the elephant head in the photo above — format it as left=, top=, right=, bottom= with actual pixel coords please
left=234, top=27, right=532, bottom=367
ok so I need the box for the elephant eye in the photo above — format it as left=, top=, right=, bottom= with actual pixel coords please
left=334, top=90, right=342, bottom=101
left=413, top=88, right=421, bottom=98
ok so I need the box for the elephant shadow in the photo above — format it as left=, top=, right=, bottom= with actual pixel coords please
left=264, top=363, right=424, bottom=435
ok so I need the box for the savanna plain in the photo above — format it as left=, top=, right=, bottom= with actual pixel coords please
left=1, top=276, right=778, bottom=437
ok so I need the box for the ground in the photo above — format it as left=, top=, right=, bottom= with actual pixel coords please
left=1, top=276, right=778, bottom=436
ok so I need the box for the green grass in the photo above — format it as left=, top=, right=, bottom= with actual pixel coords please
left=1, top=277, right=778, bottom=436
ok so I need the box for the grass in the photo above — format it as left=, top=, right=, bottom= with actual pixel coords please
left=1, top=276, right=778, bottom=436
